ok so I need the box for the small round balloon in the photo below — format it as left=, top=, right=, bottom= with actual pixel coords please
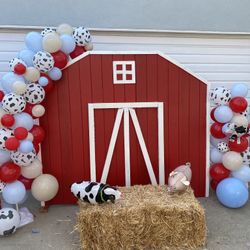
left=30, top=125, right=45, bottom=144
left=210, top=163, right=231, bottom=182
left=222, top=151, right=243, bottom=171
left=232, top=165, right=250, bottom=183
left=5, top=137, right=20, bottom=151
left=0, top=162, right=21, bottom=183
left=210, top=122, right=226, bottom=139
left=42, top=32, right=62, bottom=53
left=229, top=97, right=248, bottom=113
left=231, top=83, right=248, bottom=98
left=214, top=105, right=233, bottom=123
left=0, top=208, right=20, bottom=236
left=23, top=83, right=45, bottom=104
left=24, top=67, right=40, bottom=82
left=32, top=104, right=45, bottom=118
left=1, top=114, right=15, bottom=128
left=14, top=127, right=28, bottom=140
left=217, top=141, right=229, bottom=153
left=48, top=67, right=62, bottom=81
left=216, top=177, right=248, bottom=208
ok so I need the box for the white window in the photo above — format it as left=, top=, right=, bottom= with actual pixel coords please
left=113, top=61, right=136, bottom=84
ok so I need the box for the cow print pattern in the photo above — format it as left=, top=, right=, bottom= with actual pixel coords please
left=41, top=27, right=55, bottom=37
left=240, top=107, right=249, bottom=118
left=240, top=147, right=250, bottom=165
left=0, top=208, right=20, bottom=236
left=33, top=51, right=54, bottom=73
left=0, top=180, right=6, bottom=193
left=23, top=83, right=45, bottom=104
left=9, top=58, right=26, bottom=71
left=217, top=141, right=229, bottom=153
left=73, top=27, right=91, bottom=46
left=210, top=87, right=231, bottom=105
left=11, top=149, right=36, bottom=167
left=2, top=93, right=26, bottom=114
left=0, top=128, right=14, bottom=150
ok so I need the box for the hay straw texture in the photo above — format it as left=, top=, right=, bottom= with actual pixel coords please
left=76, top=185, right=206, bottom=250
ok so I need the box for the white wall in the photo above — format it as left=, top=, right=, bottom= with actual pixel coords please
left=0, top=29, right=250, bottom=92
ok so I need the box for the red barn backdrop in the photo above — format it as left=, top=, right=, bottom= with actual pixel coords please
left=40, top=51, right=209, bottom=204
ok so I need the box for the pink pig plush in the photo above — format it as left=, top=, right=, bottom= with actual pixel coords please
left=167, top=162, right=192, bottom=193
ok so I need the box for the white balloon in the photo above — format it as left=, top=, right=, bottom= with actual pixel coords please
left=21, top=158, right=42, bottom=179
left=24, top=67, right=40, bottom=82
left=57, top=23, right=73, bottom=35
left=231, top=114, right=248, bottom=127
left=12, top=81, right=27, bottom=95
left=214, top=106, right=233, bottom=123
left=32, top=104, right=45, bottom=117
left=210, top=148, right=223, bottom=163
left=222, top=151, right=243, bottom=171
left=42, top=32, right=62, bottom=53
left=0, top=208, right=20, bottom=236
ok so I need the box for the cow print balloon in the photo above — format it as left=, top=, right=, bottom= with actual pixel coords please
left=0, top=181, right=6, bottom=193
left=23, top=83, right=45, bottom=104
left=210, top=87, right=231, bottom=105
left=0, top=208, right=20, bottom=236
left=217, top=142, right=229, bottom=153
left=2, top=93, right=26, bottom=114
left=9, top=58, right=26, bottom=71
left=0, top=128, right=14, bottom=150
left=73, top=27, right=91, bottom=46
left=33, top=51, right=54, bottom=73
left=10, top=150, right=36, bottom=167
left=41, top=27, right=55, bottom=37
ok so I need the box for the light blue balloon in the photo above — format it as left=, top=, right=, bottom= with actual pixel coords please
left=19, top=140, right=34, bottom=153
left=1, top=72, right=25, bottom=93
left=210, top=148, right=223, bottom=163
left=232, top=165, right=250, bottom=183
left=231, top=83, right=248, bottom=98
left=60, top=34, right=76, bottom=54
left=18, top=49, right=35, bottom=67
left=12, top=113, right=34, bottom=131
left=2, top=181, right=26, bottom=205
left=38, top=76, right=49, bottom=86
left=48, top=67, right=62, bottom=81
left=0, top=149, right=11, bottom=165
left=216, top=177, right=249, bottom=208
left=25, top=32, right=43, bottom=53
left=214, top=105, right=233, bottom=123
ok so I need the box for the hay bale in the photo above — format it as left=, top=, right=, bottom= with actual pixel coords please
left=76, top=185, right=206, bottom=250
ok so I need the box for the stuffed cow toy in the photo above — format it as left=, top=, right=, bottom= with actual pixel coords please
left=71, top=181, right=121, bottom=204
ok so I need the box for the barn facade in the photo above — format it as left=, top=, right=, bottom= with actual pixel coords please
left=40, top=51, right=209, bottom=204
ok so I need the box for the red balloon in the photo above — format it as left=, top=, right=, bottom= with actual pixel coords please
left=52, top=51, right=68, bottom=69
left=14, top=63, right=26, bottom=75
left=210, top=122, right=226, bottom=139
left=0, top=91, right=5, bottom=102
left=228, top=137, right=249, bottom=152
left=24, top=102, right=35, bottom=117
left=18, top=175, right=33, bottom=189
left=14, top=127, right=28, bottom=140
left=210, top=179, right=219, bottom=191
left=70, top=45, right=86, bottom=59
left=229, top=97, right=248, bottom=113
left=210, top=163, right=230, bottom=181
left=33, top=142, right=40, bottom=154
left=30, top=125, right=45, bottom=144
left=5, top=137, right=20, bottom=151
left=1, top=114, right=15, bottom=127
left=0, top=162, right=21, bottom=183
left=210, top=107, right=217, bottom=122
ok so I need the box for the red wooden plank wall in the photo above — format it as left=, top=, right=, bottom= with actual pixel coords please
left=40, top=54, right=207, bottom=204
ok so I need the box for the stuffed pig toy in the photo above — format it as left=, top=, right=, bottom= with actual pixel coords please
left=71, top=181, right=121, bottom=204
left=168, top=162, right=192, bottom=193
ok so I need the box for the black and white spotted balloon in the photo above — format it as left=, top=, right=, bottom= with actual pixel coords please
left=0, top=181, right=6, bottom=193
left=210, top=87, right=231, bottom=105
left=23, top=83, right=45, bottom=104
left=10, top=150, right=36, bottom=167
left=240, top=147, right=250, bottom=165
left=9, top=58, right=26, bottom=71
left=217, top=142, right=229, bottom=153
left=73, top=27, right=91, bottom=46
left=0, top=128, right=14, bottom=150
left=2, top=93, right=26, bottom=114
left=0, top=208, right=20, bottom=236
left=33, top=51, right=54, bottom=73
left=41, top=27, right=55, bottom=37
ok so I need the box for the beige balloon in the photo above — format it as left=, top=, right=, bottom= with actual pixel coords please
left=42, top=32, right=62, bottom=53
left=26, top=132, right=34, bottom=142
left=32, top=104, right=45, bottom=117
left=57, top=23, right=73, bottom=35
left=231, top=114, right=248, bottom=127
left=21, top=158, right=42, bottom=179
left=24, top=67, right=40, bottom=82
left=222, top=151, right=243, bottom=171
left=31, top=174, right=59, bottom=202
left=85, top=42, right=93, bottom=51
left=12, top=81, right=27, bottom=95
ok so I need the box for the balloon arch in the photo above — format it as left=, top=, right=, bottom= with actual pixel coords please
left=0, top=24, right=93, bottom=236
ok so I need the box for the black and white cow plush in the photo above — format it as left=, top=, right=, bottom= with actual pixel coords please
left=71, top=181, right=121, bottom=204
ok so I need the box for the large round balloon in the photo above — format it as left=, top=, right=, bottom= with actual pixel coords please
left=210, top=163, right=230, bottom=181
left=23, top=83, right=45, bottom=104
left=214, top=105, right=233, bottom=123
left=73, top=27, right=91, bottom=46
left=12, top=113, right=34, bottom=131
left=0, top=149, right=11, bottom=165
left=2, top=93, right=26, bottom=114
left=18, top=49, right=35, bottom=67
left=210, top=122, right=226, bottom=139
left=31, top=174, right=59, bottom=202
left=1, top=72, right=25, bottom=94
left=2, top=180, right=26, bottom=204
left=60, top=34, right=76, bottom=54
left=231, top=83, right=248, bottom=98
left=10, top=150, right=36, bottom=167
left=30, top=125, right=45, bottom=144
left=42, top=32, right=62, bottom=53
left=0, top=162, right=21, bottom=183
left=25, top=32, right=43, bottom=52
left=51, top=51, right=68, bottom=69
left=216, top=177, right=248, bottom=208
left=222, top=151, right=243, bottom=171
left=228, top=137, right=248, bottom=153
left=229, top=97, right=248, bottom=113
left=231, top=114, right=248, bottom=127
left=33, top=51, right=54, bottom=73
left=232, top=165, right=250, bottom=183
left=210, top=148, right=223, bottom=163
left=210, top=87, right=231, bottom=105
left=217, top=141, right=229, bottom=153
left=21, top=158, right=42, bottom=179
left=0, top=128, right=14, bottom=150
left=0, top=208, right=20, bottom=236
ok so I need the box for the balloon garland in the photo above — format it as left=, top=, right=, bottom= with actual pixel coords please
left=210, top=84, right=250, bottom=208
left=0, top=23, right=93, bottom=236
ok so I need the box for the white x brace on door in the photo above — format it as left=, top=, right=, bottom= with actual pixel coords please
left=88, top=102, right=165, bottom=186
